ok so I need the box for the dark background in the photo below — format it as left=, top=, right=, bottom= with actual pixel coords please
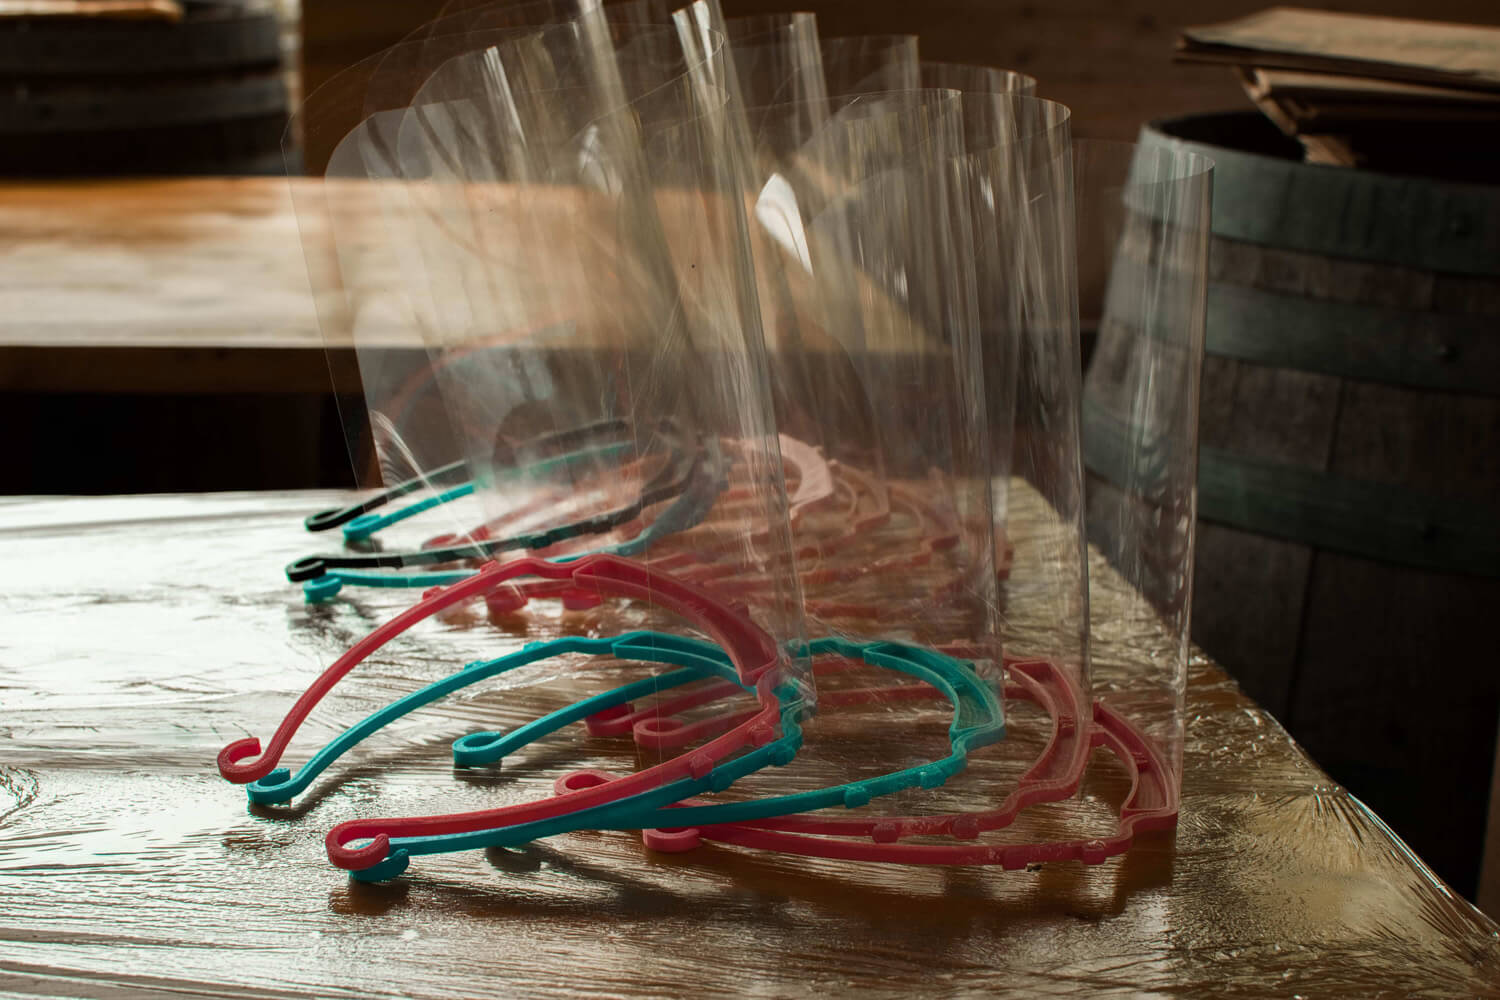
left=303, top=0, right=1500, bottom=142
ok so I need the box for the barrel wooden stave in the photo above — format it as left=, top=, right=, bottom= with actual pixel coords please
left=1133, top=110, right=1500, bottom=898
left=1193, top=355, right=1340, bottom=718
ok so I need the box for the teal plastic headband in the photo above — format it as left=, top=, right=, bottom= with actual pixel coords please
left=300, top=441, right=729, bottom=602
left=252, top=627, right=1002, bottom=880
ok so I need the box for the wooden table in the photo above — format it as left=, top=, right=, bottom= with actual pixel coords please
left=3, top=488, right=1498, bottom=998
left=0, top=178, right=335, bottom=395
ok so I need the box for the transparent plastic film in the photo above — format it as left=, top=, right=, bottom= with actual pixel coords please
left=674, top=5, right=830, bottom=197
left=920, top=60, right=1036, bottom=99
left=370, top=78, right=1018, bottom=840
left=414, top=1, right=691, bottom=105
left=285, top=50, right=489, bottom=558
left=806, top=90, right=1096, bottom=857
left=368, top=0, right=673, bottom=66
left=568, top=90, right=1175, bottom=864
left=352, top=0, right=685, bottom=186
left=285, top=9, right=670, bottom=548
left=739, top=123, right=1194, bottom=860
left=724, top=12, right=827, bottom=112
left=425, top=0, right=673, bottom=36
left=227, top=15, right=824, bottom=880
left=1078, top=139, right=1213, bottom=788
left=555, top=89, right=1015, bottom=837
left=820, top=34, right=920, bottom=102
left=352, top=20, right=689, bottom=558
left=567, top=72, right=1179, bottom=868
left=394, top=28, right=682, bottom=501
left=283, top=26, right=634, bottom=567
left=971, top=94, right=1089, bottom=691
left=708, top=91, right=1098, bottom=849
left=284, top=14, right=797, bottom=606
left=388, top=18, right=809, bottom=681
left=735, top=93, right=1000, bottom=645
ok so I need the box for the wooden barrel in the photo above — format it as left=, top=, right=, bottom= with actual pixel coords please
left=1117, top=110, right=1500, bottom=898
left=0, top=2, right=290, bottom=175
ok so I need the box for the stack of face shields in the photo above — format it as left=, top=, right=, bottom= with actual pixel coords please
left=219, top=0, right=1213, bottom=883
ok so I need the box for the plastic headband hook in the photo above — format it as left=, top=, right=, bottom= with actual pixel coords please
left=298, top=440, right=731, bottom=602
left=245, top=631, right=756, bottom=807
left=302, top=418, right=635, bottom=534
left=286, top=435, right=694, bottom=582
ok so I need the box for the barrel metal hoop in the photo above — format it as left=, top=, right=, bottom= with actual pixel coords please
left=1084, top=405, right=1500, bottom=578
left=1204, top=283, right=1500, bottom=397
left=1139, top=113, right=1500, bottom=279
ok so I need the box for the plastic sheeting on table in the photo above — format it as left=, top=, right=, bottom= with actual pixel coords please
left=2, top=488, right=1496, bottom=997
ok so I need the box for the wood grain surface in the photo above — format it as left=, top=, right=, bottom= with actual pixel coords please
left=0, top=176, right=927, bottom=395
left=0, top=178, right=317, bottom=349
left=0, top=178, right=328, bottom=394
left=2, top=487, right=1498, bottom=998
left=0, top=0, right=181, bottom=19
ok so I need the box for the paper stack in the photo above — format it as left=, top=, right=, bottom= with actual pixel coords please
left=1177, top=7, right=1500, bottom=176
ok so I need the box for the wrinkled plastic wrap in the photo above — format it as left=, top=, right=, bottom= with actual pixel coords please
left=9, top=490, right=1500, bottom=995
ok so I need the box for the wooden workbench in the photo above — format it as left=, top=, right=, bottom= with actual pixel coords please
left=2, top=487, right=1497, bottom=997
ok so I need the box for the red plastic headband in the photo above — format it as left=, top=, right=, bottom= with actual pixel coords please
left=576, top=654, right=1091, bottom=841
left=276, top=559, right=796, bottom=873
left=218, top=554, right=783, bottom=787
left=636, top=658, right=1090, bottom=838
left=641, top=698, right=1175, bottom=867
left=322, top=667, right=788, bottom=873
